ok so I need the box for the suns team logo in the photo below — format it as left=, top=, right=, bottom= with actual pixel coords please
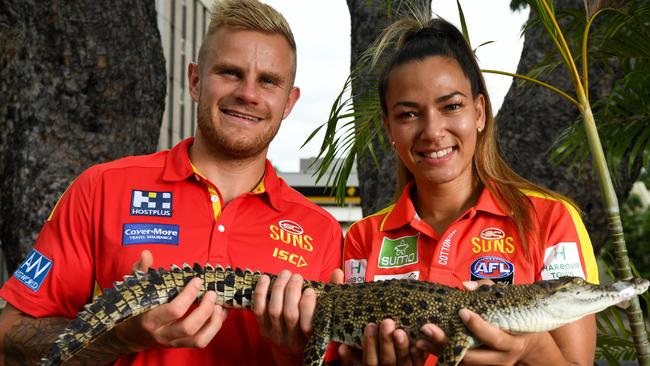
left=471, top=227, right=515, bottom=254
left=269, top=219, right=313, bottom=251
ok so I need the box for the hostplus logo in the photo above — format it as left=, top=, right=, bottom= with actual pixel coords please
left=130, top=190, right=172, bottom=217
left=378, top=235, right=419, bottom=268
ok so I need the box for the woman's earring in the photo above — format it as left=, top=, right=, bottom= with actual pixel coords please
left=391, top=141, right=396, bottom=148
left=477, top=127, right=483, bottom=133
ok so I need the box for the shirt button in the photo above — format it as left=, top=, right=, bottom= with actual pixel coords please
left=218, top=225, right=225, bottom=232
left=210, top=195, right=219, bottom=203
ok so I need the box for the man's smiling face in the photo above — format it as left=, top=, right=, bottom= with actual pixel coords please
left=190, top=25, right=299, bottom=159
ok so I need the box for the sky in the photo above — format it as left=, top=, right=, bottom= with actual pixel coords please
left=263, top=1, right=529, bottom=172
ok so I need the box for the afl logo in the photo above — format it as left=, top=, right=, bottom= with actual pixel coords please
left=279, top=220, right=304, bottom=235
left=480, top=227, right=505, bottom=240
left=470, top=256, right=514, bottom=280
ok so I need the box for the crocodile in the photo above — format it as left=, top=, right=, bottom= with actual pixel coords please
left=39, top=263, right=649, bottom=366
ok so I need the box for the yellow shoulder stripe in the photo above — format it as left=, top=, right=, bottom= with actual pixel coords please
left=522, top=189, right=599, bottom=284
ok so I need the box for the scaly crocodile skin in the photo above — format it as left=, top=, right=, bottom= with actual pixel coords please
left=39, top=264, right=649, bottom=366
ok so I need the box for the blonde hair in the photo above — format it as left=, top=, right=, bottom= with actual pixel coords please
left=374, top=8, right=578, bottom=252
left=198, top=0, right=296, bottom=80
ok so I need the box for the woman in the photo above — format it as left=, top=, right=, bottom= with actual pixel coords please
left=341, top=13, right=598, bottom=366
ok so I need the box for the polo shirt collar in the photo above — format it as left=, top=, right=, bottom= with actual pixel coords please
left=162, top=137, right=285, bottom=211
left=381, top=181, right=507, bottom=232
left=381, top=181, right=418, bottom=232
left=259, top=160, right=286, bottom=211
left=474, top=185, right=508, bottom=217
left=162, top=137, right=195, bottom=182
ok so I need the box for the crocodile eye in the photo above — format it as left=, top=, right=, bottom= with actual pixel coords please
left=571, top=277, right=583, bottom=285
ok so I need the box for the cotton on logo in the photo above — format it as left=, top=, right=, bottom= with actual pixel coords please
left=279, top=220, right=303, bottom=235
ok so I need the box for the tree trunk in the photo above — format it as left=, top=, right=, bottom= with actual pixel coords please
left=348, top=0, right=432, bottom=216
left=0, top=1, right=166, bottom=273
left=495, top=0, right=637, bottom=253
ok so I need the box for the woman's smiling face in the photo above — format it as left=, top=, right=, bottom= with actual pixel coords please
left=383, top=55, right=485, bottom=188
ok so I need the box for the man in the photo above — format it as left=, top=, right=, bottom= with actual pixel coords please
left=0, top=0, right=342, bottom=365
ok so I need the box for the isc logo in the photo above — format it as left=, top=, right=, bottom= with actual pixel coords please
left=13, top=249, right=53, bottom=292
left=470, top=256, right=514, bottom=280
left=272, top=247, right=308, bottom=268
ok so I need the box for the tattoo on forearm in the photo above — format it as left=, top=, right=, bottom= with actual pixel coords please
left=4, top=317, right=133, bottom=366
left=4, top=317, right=68, bottom=366
left=66, top=327, right=135, bottom=365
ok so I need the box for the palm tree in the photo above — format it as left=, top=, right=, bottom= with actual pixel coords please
left=484, top=1, right=650, bottom=361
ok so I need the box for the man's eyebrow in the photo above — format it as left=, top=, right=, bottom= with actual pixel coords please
left=211, top=61, right=240, bottom=72
left=259, top=70, right=287, bottom=84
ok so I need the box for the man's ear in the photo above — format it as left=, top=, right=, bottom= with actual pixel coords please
left=282, top=86, right=301, bottom=120
left=188, top=62, right=201, bottom=103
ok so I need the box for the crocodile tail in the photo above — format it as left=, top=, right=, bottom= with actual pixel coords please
left=39, top=266, right=183, bottom=366
left=39, top=264, right=326, bottom=365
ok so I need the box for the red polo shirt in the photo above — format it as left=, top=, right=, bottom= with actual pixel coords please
left=1, top=138, right=343, bottom=365
left=343, top=182, right=597, bottom=365
left=344, top=182, right=597, bottom=287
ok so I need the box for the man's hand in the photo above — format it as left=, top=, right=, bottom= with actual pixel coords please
left=253, top=270, right=313, bottom=352
left=114, top=250, right=228, bottom=352
left=253, top=268, right=344, bottom=365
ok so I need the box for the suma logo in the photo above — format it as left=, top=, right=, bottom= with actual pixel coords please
left=470, top=256, right=515, bottom=284
left=378, top=235, right=419, bottom=268
left=479, top=227, right=505, bottom=240
left=279, top=220, right=303, bottom=235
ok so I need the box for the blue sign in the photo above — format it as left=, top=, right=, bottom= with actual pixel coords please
left=13, top=249, right=53, bottom=292
left=123, top=223, right=180, bottom=245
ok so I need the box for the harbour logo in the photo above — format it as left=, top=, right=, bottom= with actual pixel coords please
left=344, top=259, right=367, bottom=284
left=470, top=256, right=514, bottom=284
left=13, top=249, right=53, bottom=292
left=130, top=190, right=172, bottom=217
left=541, top=242, right=585, bottom=280
left=123, top=223, right=180, bottom=245
left=378, top=235, right=419, bottom=268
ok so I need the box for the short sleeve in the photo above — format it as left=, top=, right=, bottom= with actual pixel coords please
left=342, top=221, right=370, bottom=284
left=536, top=198, right=599, bottom=284
left=0, top=167, right=98, bottom=318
